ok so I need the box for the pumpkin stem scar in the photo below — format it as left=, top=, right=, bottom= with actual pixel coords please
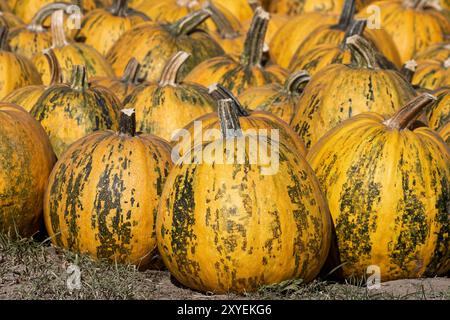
left=401, top=60, right=418, bottom=83
left=43, top=49, right=63, bottom=85
left=51, top=10, right=68, bottom=48
left=119, top=108, right=136, bottom=136
left=240, top=7, right=269, bottom=68
left=0, top=25, right=9, bottom=50
left=285, top=70, right=311, bottom=94
left=208, top=83, right=250, bottom=117
left=218, top=99, right=243, bottom=138
left=335, top=0, right=356, bottom=31
left=204, top=1, right=240, bottom=39
left=171, top=9, right=211, bottom=36
left=346, top=35, right=382, bottom=70
left=159, top=51, right=190, bottom=87
left=29, top=2, right=70, bottom=31
left=384, top=93, right=437, bottom=130
left=70, top=65, right=89, bottom=91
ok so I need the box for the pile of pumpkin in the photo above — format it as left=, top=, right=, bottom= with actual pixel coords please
left=0, top=0, right=449, bottom=294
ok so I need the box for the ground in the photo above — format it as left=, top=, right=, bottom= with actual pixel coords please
left=0, top=235, right=449, bottom=300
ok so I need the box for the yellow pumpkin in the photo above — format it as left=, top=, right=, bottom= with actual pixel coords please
left=44, top=108, right=173, bottom=267
left=157, top=98, right=331, bottom=293
left=268, top=0, right=369, bottom=15
left=290, top=35, right=416, bottom=149
left=0, top=26, right=42, bottom=99
left=32, top=10, right=114, bottom=85
left=307, top=93, right=450, bottom=280
left=106, top=10, right=224, bottom=83
left=439, top=122, right=450, bottom=146
left=426, top=87, right=450, bottom=133
left=184, top=8, right=285, bottom=96
left=411, top=58, right=450, bottom=91
left=75, top=0, right=150, bottom=56
left=415, top=42, right=450, bottom=62
left=241, top=10, right=289, bottom=45
left=0, top=10, right=24, bottom=28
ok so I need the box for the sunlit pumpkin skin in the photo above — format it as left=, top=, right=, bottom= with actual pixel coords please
left=75, top=0, right=150, bottom=56
left=439, top=122, right=450, bottom=146
left=106, top=10, right=224, bottom=83
left=426, top=87, right=450, bottom=133
left=4, top=49, right=62, bottom=112
left=411, top=58, right=450, bottom=91
left=359, top=0, right=450, bottom=64
left=291, top=35, right=416, bottom=149
left=122, top=51, right=215, bottom=141
left=415, top=43, right=450, bottom=62
left=0, top=27, right=42, bottom=99
left=0, top=11, right=24, bottom=28
left=238, top=71, right=310, bottom=124
left=184, top=8, right=284, bottom=96
left=307, top=94, right=450, bottom=280
left=90, top=58, right=144, bottom=102
left=44, top=109, right=172, bottom=267
left=157, top=98, right=331, bottom=293
left=0, top=103, right=56, bottom=237
left=268, top=0, right=369, bottom=15
left=32, top=10, right=114, bottom=85
left=30, top=65, right=120, bottom=158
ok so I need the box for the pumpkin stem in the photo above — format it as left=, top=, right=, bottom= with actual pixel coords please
left=346, top=35, right=381, bottom=69
left=205, top=1, right=240, bottom=39
left=383, top=93, right=437, bottom=130
left=70, top=65, right=89, bottom=91
left=43, top=49, right=63, bottom=85
left=400, top=60, right=417, bottom=83
left=340, top=19, right=366, bottom=49
left=403, top=0, right=440, bottom=10
left=285, top=70, right=311, bottom=94
left=0, top=26, right=9, bottom=51
left=171, top=9, right=211, bottom=36
left=29, top=2, right=70, bottom=31
left=335, top=0, right=356, bottom=31
left=218, top=99, right=243, bottom=138
left=159, top=51, right=190, bottom=87
left=51, top=10, right=68, bottom=48
left=248, top=0, right=260, bottom=11
left=110, top=0, right=129, bottom=17
left=176, top=0, right=199, bottom=7
left=119, top=108, right=136, bottom=136
left=241, top=7, right=269, bottom=67
left=121, top=58, right=142, bottom=85
left=208, top=83, right=250, bottom=116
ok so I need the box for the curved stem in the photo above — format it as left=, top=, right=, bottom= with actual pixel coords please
left=208, top=83, right=249, bottom=116
left=241, top=7, right=269, bottom=67
left=121, top=58, right=142, bottom=84
left=218, top=99, right=243, bottom=138
left=340, top=19, right=366, bottom=49
left=0, top=26, right=8, bottom=51
left=159, top=51, right=190, bottom=87
left=171, top=9, right=210, bottom=36
left=205, top=2, right=239, bottom=39
left=335, top=0, right=356, bottom=31
left=110, top=0, right=129, bottom=17
left=119, top=108, right=136, bottom=136
left=51, top=10, right=68, bottom=48
left=285, top=71, right=311, bottom=94
left=43, top=49, right=63, bottom=85
left=29, top=2, right=70, bottom=31
left=346, top=35, right=381, bottom=69
left=400, top=60, right=418, bottom=83
left=383, top=93, right=437, bottom=130
left=70, top=65, right=89, bottom=91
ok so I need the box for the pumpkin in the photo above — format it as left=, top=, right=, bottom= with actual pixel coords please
left=90, top=57, right=144, bottom=102
left=75, top=0, right=150, bottom=56
left=0, top=11, right=24, bottom=28
left=307, top=93, right=450, bottom=280
left=0, top=26, right=42, bottom=99
left=238, top=71, right=311, bottom=124
left=157, top=97, right=331, bottom=293
left=44, top=108, right=172, bottom=267
left=426, top=87, right=450, bottom=133
left=122, top=51, right=216, bottom=141
left=358, top=0, right=450, bottom=63
left=184, top=8, right=285, bottom=96
left=0, top=102, right=56, bottom=237
left=174, top=84, right=307, bottom=159
left=290, top=35, right=416, bottom=149
left=4, top=49, right=62, bottom=112
left=415, top=42, right=450, bottom=62
left=411, top=58, right=450, bottom=91
left=32, top=10, right=114, bottom=85
left=106, top=9, right=224, bottom=83
left=439, top=122, right=450, bottom=146
left=30, top=65, right=120, bottom=158
left=268, top=0, right=371, bottom=15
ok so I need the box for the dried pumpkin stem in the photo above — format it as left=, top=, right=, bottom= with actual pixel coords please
left=172, top=9, right=211, bottom=36
left=400, top=60, right=418, bottom=83
left=285, top=70, right=311, bottom=94
left=383, top=93, right=437, bottom=130
left=110, top=0, right=129, bottom=17
left=29, top=2, right=70, bottom=31
left=70, top=65, right=89, bottom=91
left=121, top=58, right=142, bottom=84
left=335, top=0, right=356, bottom=31
left=208, top=83, right=250, bottom=117
left=340, top=19, right=366, bottom=49
left=159, top=51, right=190, bottom=87
left=43, top=49, right=63, bottom=85
left=241, top=7, right=269, bottom=67
left=51, top=10, right=68, bottom=48
left=0, top=26, right=8, bottom=51
left=205, top=1, right=239, bottom=39
left=218, top=99, right=243, bottom=138
left=346, top=35, right=381, bottom=69
left=119, top=108, right=136, bottom=136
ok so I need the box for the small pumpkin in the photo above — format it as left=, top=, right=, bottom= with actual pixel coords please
left=44, top=108, right=173, bottom=267
left=30, top=65, right=120, bottom=158
left=184, top=8, right=285, bottom=96
left=0, top=26, right=42, bottom=99
left=122, top=51, right=215, bottom=141
left=415, top=42, right=450, bottom=62
left=106, top=9, right=224, bottom=83
left=0, top=102, right=56, bottom=237
left=75, top=0, right=150, bottom=56
left=238, top=71, right=311, bottom=124
left=290, top=35, right=416, bottom=149
left=33, top=10, right=115, bottom=85
left=157, top=98, right=331, bottom=293
left=307, top=93, right=450, bottom=280
left=411, top=58, right=450, bottom=91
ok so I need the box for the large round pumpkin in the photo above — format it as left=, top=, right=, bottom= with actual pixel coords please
left=0, top=26, right=42, bottom=99
left=290, top=35, right=416, bottom=149
left=157, top=98, right=331, bottom=293
left=307, top=93, right=450, bottom=280
left=411, top=58, right=450, bottom=91
left=30, top=65, right=120, bottom=158
left=44, top=108, right=173, bottom=267
left=122, top=51, right=216, bottom=141
left=0, top=102, right=56, bottom=237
